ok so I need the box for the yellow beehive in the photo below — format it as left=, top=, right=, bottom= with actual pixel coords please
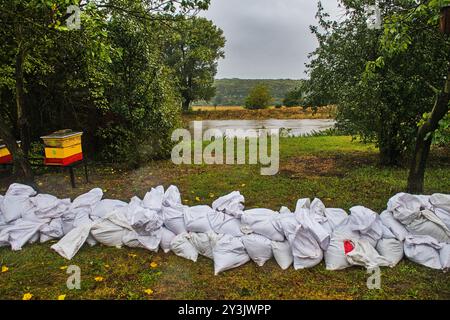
left=44, top=143, right=82, bottom=159
left=0, top=144, right=10, bottom=158
left=41, top=130, right=83, bottom=148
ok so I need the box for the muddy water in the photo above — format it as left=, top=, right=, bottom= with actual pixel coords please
left=189, top=119, right=336, bottom=138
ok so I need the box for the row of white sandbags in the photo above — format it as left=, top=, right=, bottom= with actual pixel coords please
left=1, top=183, right=449, bottom=273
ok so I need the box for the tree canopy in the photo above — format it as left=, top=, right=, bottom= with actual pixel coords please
left=245, top=84, right=272, bottom=110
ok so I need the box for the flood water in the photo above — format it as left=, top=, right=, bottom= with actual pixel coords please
left=189, top=119, right=336, bottom=138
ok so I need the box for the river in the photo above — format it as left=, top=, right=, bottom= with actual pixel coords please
left=189, top=119, right=336, bottom=138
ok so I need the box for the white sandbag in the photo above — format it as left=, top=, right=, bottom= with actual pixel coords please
left=51, top=222, right=94, bottom=260
left=160, top=227, right=176, bottom=253
left=271, top=240, right=293, bottom=270
left=324, top=231, right=354, bottom=271
left=70, top=188, right=103, bottom=210
left=275, top=213, right=299, bottom=240
left=404, top=235, right=443, bottom=270
left=406, top=209, right=450, bottom=243
left=440, top=244, right=450, bottom=270
left=122, top=229, right=161, bottom=252
left=0, top=219, right=45, bottom=251
left=388, top=193, right=422, bottom=225
left=324, top=208, right=348, bottom=232
left=184, top=205, right=213, bottom=233
left=240, top=208, right=285, bottom=241
left=142, top=186, right=164, bottom=211
left=292, top=230, right=323, bottom=269
left=162, top=205, right=187, bottom=235
left=342, top=206, right=383, bottom=247
left=302, top=199, right=347, bottom=234
left=5, top=183, right=37, bottom=197
left=125, top=201, right=163, bottom=236
left=163, top=185, right=182, bottom=206
left=0, top=196, right=35, bottom=223
left=295, top=208, right=330, bottom=250
left=430, top=193, right=450, bottom=212
left=279, top=206, right=292, bottom=214
left=434, top=208, right=450, bottom=231
left=207, top=210, right=243, bottom=237
left=376, top=238, right=404, bottom=267
left=61, top=210, right=76, bottom=234
left=379, top=211, right=409, bottom=241
left=346, top=238, right=391, bottom=269
left=242, top=234, right=273, bottom=267
left=39, top=218, right=64, bottom=243
left=212, top=191, right=245, bottom=218
left=170, top=233, right=198, bottom=262
left=30, top=194, right=70, bottom=219
left=91, top=219, right=128, bottom=247
left=189, top=231, right=222, bottom=259
left=72, top=207, right=93, bottom=228
left=213, top=234, right=250, bottom=275
left=91, top=199, right=127, bottom=219
left=295, top=198, right=311, bottom=211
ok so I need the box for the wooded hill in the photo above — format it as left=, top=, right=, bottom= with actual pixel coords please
left=193, top=78, right=305, bottom=106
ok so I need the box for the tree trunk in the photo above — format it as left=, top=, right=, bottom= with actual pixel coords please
left=15, top=44, right=30, bottom=157
left=407, top=70, right=450, bottom=193
left=182, top=98, right=191, bottom=112
left=0, top=119, right=34, bottom=184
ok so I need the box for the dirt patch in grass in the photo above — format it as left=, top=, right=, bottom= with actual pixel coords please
left=280, top=153, right=379, bottom=178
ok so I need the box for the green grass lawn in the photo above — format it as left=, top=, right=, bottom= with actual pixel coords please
left=1, top=136, right=449, bottom=300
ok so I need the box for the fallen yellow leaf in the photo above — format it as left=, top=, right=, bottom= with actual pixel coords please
left=94, top=276, right=104, bottom=282
left=22, top=293, right=33, bottom=300
left=57, top=294, right=66, bottom=300
left=1, top=266, right=9, bottom=273
left=144, top=289, right=154, bottom=295
left=150, top=262, right=158, bottom=268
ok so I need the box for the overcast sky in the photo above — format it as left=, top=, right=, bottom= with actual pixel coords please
left=201, top=0, right=342, bottom=79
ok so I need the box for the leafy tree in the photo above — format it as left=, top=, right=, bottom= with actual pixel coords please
left=371, top=0, right=450, bottom=193
left=245, top=85, right=272, bottom=110
left=306, top=1, right=448, bottom=169
left=99, top=16, right=181, bottom=166
left=164, top=16, right=225, bottom=112
left=283, top=87, right=304, bottom=107
left=0, top=0, right=213, bottom=182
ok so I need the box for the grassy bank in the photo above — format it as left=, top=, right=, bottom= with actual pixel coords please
left=184, top=106, right=336, bottom=122
left=0, top=136, right=449, bottom=300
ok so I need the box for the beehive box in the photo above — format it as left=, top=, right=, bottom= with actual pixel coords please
left=41, top=130, right=83, bottom=166
left=41, top=130, right=83, bottom=148
left=0, top=143, right=12, bottom=164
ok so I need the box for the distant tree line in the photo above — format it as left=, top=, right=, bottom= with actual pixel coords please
left=193, top=79, right=305, bottom=106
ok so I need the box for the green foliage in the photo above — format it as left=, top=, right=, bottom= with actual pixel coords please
left=283, top=86, right=305, bottom=107
left=0, top=0, right=215, bottom=167
left=244, top=84, right=272, bottom=110
left=164, top=16, right=225, bottom=111
left=434, top=113, right=450, bottom=146
left=97, top=17, right=181, bottom=166
left=194, top=79, right=305, bottom=106
left=305, top=0, right=450, bottom=165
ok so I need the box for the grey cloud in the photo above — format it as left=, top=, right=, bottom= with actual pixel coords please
left=201, top=0, right=342, bottom=79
